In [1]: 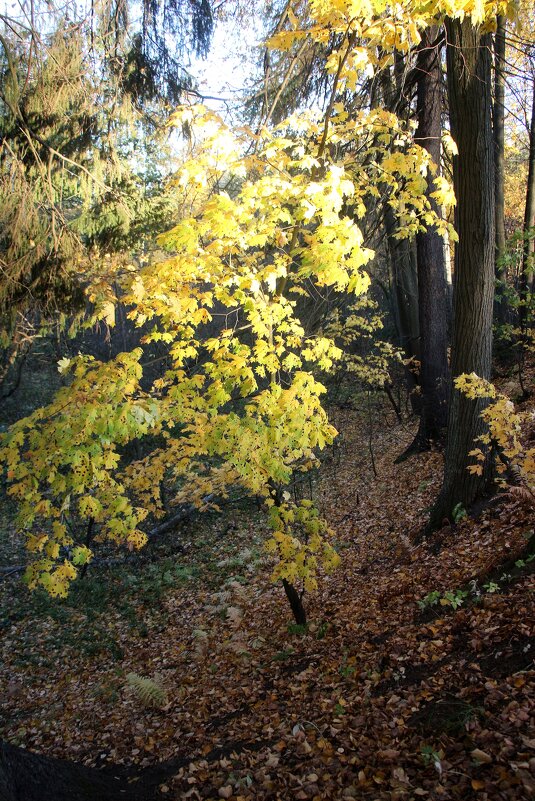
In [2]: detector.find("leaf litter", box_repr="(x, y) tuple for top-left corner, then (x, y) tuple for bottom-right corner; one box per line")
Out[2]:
(1, 395), (534, 800)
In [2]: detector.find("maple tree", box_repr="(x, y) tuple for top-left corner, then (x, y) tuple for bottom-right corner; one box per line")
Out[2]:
(0, 0), (523, 618)
(1, 97), (450, 617)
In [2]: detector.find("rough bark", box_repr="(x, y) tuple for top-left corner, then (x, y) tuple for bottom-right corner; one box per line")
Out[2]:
(519, 77), (535, 331)
(0, 740), (152, 801)
(377, 52), (419, 360)
(385, 206), (421, 362)
(384, 207), (422, 414)
(429, 18), (495, 528)
(378, 52), (419, 361)
(413, 26), (450, 447)
(378, 53), (421, 413)
(0, 736), (271, 801)
(494, 15), (509, 324)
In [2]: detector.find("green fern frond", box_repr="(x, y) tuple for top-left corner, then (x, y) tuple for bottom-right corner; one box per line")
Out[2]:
(126, 672), (168, 708)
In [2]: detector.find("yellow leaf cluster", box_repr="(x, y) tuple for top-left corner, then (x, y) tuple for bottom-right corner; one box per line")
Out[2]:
(456, 373), (534, 492)
(270, 1), (517, 101)
(0, 348), (159, 591)
(266, 501), (341, 592)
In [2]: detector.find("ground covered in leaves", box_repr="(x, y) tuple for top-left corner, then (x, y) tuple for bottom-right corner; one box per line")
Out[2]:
(1, 387), (534, 800)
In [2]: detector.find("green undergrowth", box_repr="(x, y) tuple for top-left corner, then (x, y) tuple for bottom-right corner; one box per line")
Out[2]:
(417, 527), (535, 621)
(0, 495), (268, 664)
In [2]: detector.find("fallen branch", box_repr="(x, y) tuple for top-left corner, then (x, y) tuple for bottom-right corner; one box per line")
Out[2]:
(0, 494), (218, 580)
(146, 493), (216, 539)
(0, 565), (24, 578)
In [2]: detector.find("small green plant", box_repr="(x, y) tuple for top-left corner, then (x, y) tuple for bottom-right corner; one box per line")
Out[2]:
(420, 744), (443, 774)
(126, 672), (168, 708)
(91, 679), (121, 703)
(338, 652), (356, 678)
(316, 621), (330, 639)
(235, 775), (253, 790)
(419, 588), (468, 611)
(417, 591), (441, 610)
(442, 589), (468, 609)
(452, 502), (467, 523)
(483, 581), (500, 593)
(287, 622), (309, 637)
(515, 553), (535, 568)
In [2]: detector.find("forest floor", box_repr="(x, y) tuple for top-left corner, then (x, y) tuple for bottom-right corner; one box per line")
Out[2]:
(1, 370), (534, 800)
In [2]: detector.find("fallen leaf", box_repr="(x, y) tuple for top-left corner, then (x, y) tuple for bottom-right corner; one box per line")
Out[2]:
(471, 749), (492, 764)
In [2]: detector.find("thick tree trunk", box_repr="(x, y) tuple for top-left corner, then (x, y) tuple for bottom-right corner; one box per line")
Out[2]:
(413, 26), (450, 447)
(378, 54), (421, 414)
(384, 208), (422, 414)
(494, 15), (509, 324)
(386, 214), (421, 362)
(519, 78), (535, 331)
(430, 19), (496, 528)
(0, 740), (151, 801)
(379, 56), (421, 363)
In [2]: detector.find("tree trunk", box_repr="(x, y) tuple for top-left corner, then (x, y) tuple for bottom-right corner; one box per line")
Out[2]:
(386, 211), (421, 362)
(519, 77), (535, 331)
(0, 740), (151, 801)
(494, 15), (509, 325)
(377, 52), (420, 364)
(413, 26), (450, 447)
(429, 18), (496, 528)
(377, 54), (422, 414)
(384, 208), (422, 414)
(282, 579), (307, 625)
(443, 225), (453, 324)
